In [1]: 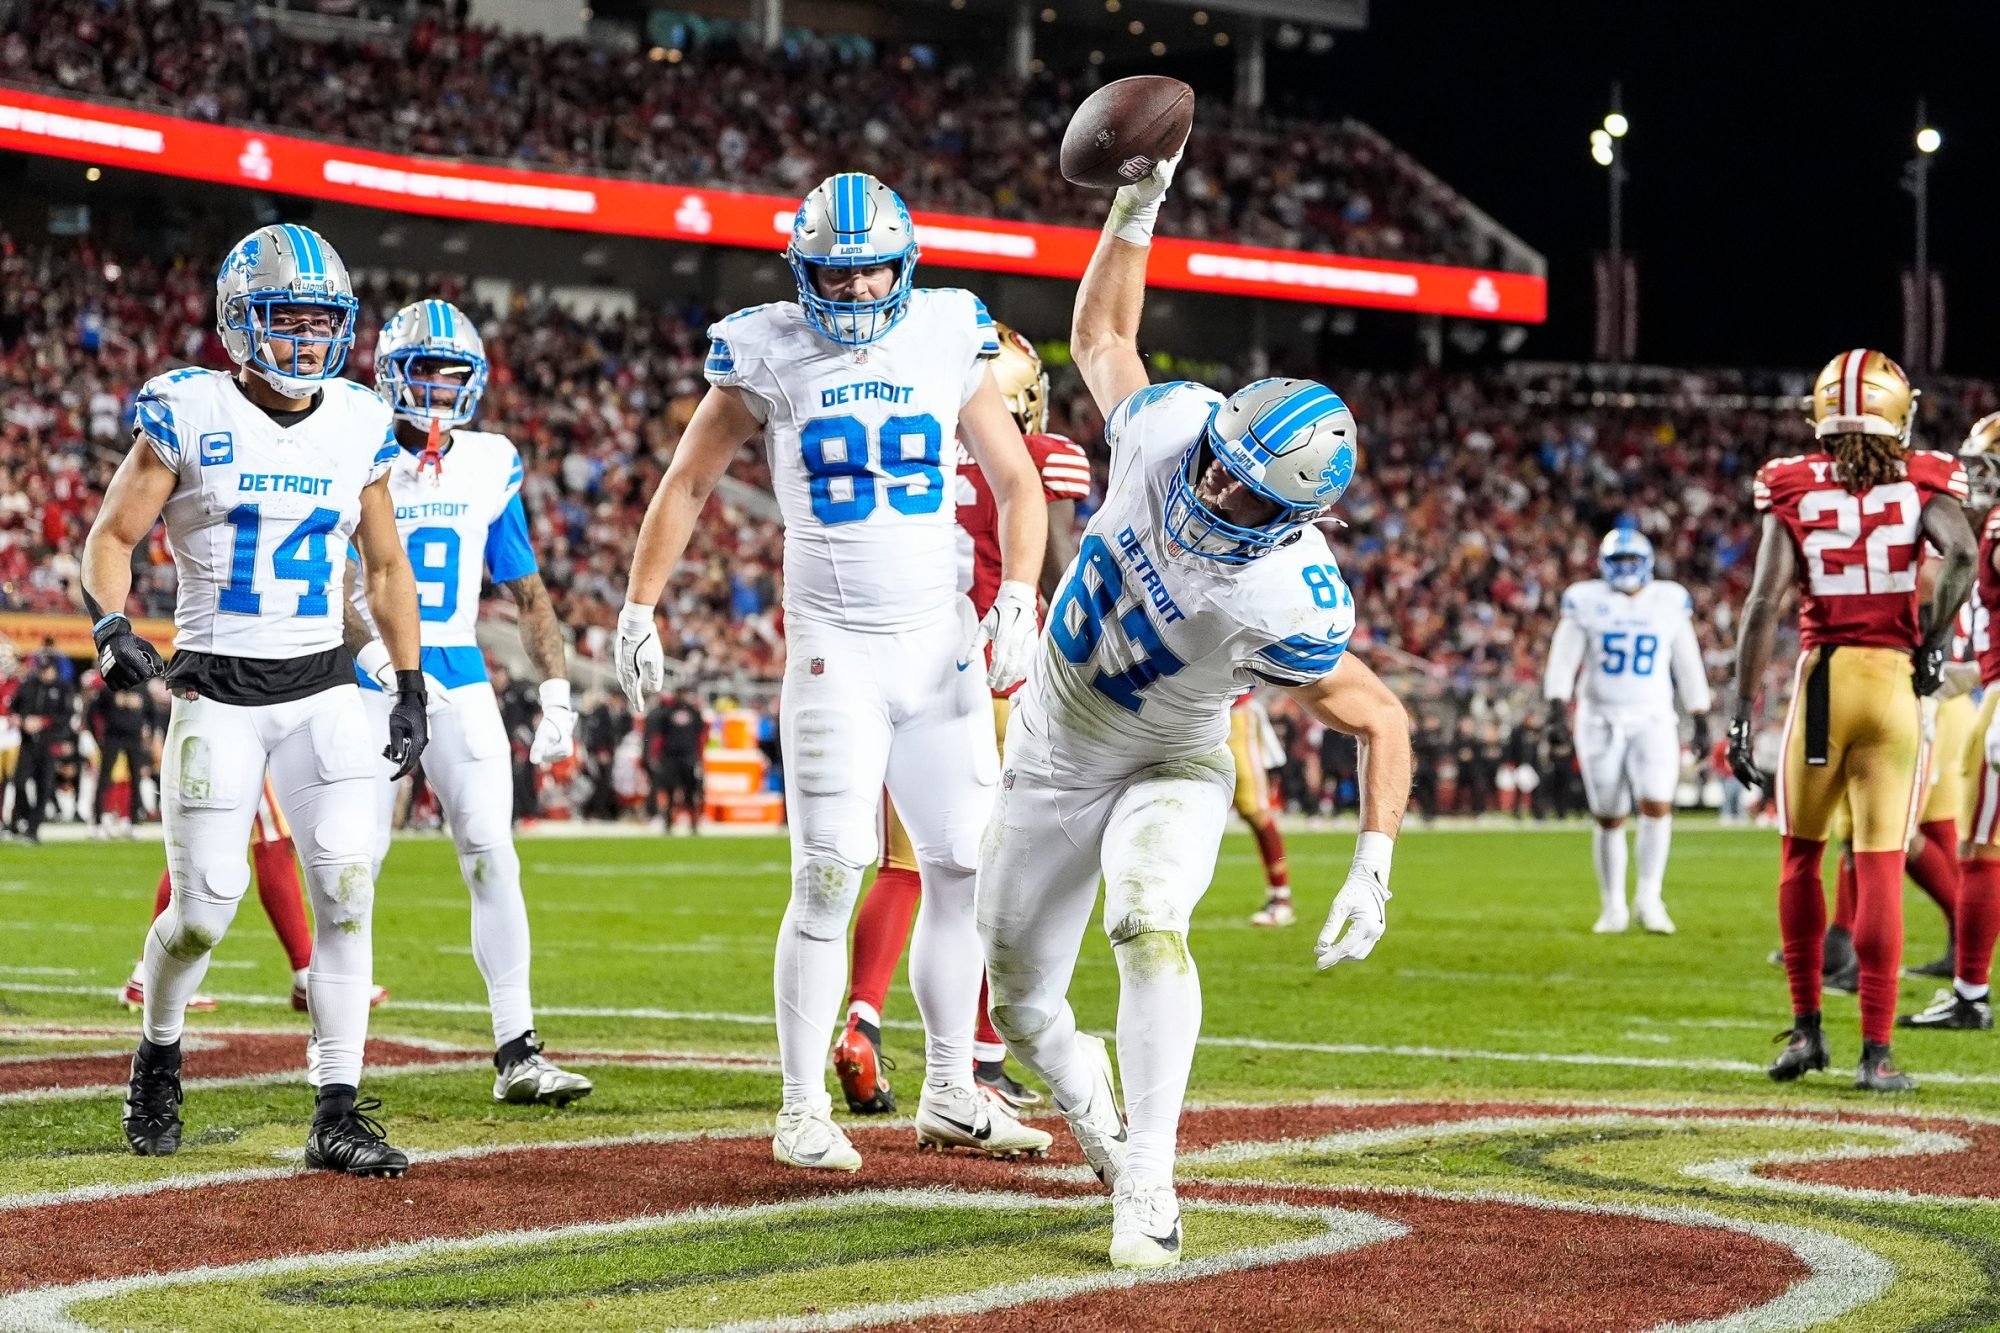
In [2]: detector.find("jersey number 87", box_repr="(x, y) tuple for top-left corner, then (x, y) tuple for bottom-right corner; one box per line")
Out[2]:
(1050, 534), (1185, 712)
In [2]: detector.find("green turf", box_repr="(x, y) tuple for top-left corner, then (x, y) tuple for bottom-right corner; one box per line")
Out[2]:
(7, 826), (2000, 1330)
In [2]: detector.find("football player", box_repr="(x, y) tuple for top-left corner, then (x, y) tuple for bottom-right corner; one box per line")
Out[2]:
(343, 298), (591, 1105)
(1729, 348), (1975, 1090)
(833, 321), (1085, 1116)
(1236, 692), (1296, 925)
(1543, 528), (1711, 933)
(1902, 411), (2000, 1030)
(82, 224), (428, 1173)
(617, 174), (1051, 1170)
(979, 149), (1411, 1268)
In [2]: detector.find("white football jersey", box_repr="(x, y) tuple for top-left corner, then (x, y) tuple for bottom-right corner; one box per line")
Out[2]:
(1020, 381), (1356, 780)
(377, 429), (529, 648)
(1543, 578), (1710, 720)
(134, 368), (396, 658)
(703, 289), (999, 633)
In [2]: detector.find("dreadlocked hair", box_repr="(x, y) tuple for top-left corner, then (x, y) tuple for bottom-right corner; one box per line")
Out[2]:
(1825, 432), (1907, 494)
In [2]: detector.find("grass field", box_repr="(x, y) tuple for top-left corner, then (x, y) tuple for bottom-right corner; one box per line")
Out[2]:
(4, 824), (2000, 1330)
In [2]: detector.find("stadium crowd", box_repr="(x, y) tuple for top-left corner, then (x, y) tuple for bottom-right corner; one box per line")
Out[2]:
(8, 237), (1999, 826)
(1, 0), (1502, 268)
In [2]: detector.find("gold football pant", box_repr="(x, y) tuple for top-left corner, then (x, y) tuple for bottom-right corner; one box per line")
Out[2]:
(1778, 646), (1923, 854)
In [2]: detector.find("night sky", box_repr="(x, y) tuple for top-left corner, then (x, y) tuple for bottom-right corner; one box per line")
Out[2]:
(1273, 0), (2000, 373)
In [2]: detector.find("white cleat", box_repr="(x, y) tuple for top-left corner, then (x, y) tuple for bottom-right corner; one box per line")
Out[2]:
(915, 1082), (1051, 1159)
(495, 1051), (594, 1107)
(1248, 896), (1296, 927)
(1109, 1174), (1182, 1269)
(1635, 900), (1676, 935)
(774, 1101), (863, 1172)
(1593, 906), (1629, 934)
(1060, 1032), (1128, 1190)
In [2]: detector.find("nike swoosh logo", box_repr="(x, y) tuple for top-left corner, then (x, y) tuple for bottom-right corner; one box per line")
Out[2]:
(1111, 1122), (1129, 1144)
(956, 660), (972, 672)
(934, 1112), (992, 1141)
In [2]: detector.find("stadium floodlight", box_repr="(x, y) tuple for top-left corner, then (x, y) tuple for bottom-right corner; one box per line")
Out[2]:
(1917, 126), (1942, 154)
(1590, 130), (1614, 167)
(1604, 112), (1629, 138)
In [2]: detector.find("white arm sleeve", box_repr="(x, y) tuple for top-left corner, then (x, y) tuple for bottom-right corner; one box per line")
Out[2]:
(1672, 616), (1713, 713)
(1543, 617), (1586, 702)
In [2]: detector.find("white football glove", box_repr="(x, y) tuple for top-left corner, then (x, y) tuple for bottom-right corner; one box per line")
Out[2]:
(976, 580), (1038, 692)
(1107, 146), (1185, 247)
(1317, 832), (1393, 971)
(616, 601), (665, 713)
(530, 678), (576, 763)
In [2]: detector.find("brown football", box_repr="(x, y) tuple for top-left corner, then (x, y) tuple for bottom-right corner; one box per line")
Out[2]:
(1059, 75), (1195, 190)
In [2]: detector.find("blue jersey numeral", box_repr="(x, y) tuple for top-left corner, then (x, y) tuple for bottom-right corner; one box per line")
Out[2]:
(407, 527), (462, 623)
(218, 504), (340, 617)
(800, 413), (944, 525)
(1050, 534), (1185, 712)
(1601, 631), (1659, 676)
(1302, 564), (1347, 609)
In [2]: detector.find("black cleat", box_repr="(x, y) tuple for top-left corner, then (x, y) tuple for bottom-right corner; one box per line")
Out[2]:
(1899, 988), (1995, 1031)
(1856, 1041), (1917, 1092)
(975, 1058), (1044, 1110)
(1823, 957), (1860, 995)
(1768, 1013), (1830, 1082)
(1822, 924), (1856, 978)
(122, 1040), (183, 1156)
(305, 1097), (409, 1177)
(1904, 933), (1956, 979)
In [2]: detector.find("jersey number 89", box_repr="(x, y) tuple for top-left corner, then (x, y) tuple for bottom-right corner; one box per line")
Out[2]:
(800, 413), (943, 525)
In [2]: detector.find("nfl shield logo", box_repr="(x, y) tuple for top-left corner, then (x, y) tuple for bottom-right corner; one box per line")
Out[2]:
(810, 657), (825, 676)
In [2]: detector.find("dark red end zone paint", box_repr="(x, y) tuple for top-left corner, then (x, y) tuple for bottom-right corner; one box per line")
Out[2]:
(0, 1102), (1812, 1329)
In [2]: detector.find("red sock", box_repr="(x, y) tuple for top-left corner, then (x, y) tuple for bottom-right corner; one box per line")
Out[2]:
(1833, 851), (1857, 932)
(1852, 849), (1907, 1045)
(1907, 819), (1960, 926)
(848, 866), (921, 1019)
(975, 975), (1003, 1049)
(151, 869), (172, 921)
(252, 837), (314, 973)
(1778, 837), (1827, 1017)
(1957, 858), (2000, 987)
(1252, 816), (1290, 892)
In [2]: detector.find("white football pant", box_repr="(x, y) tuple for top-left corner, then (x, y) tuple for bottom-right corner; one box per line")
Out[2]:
(777, 603), (996, 1109)
(1574, 708), (1680, 817)
(978, 709), (1234, 1184)
(364, 680), (534, 1048)
(141, 685), (379, 1086)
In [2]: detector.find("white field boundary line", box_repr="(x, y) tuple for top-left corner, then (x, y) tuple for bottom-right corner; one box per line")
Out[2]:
(12, 982), (2000, 1086)
(0, 1188), (1391, 1333)
(0, 1179), (1884, 1333)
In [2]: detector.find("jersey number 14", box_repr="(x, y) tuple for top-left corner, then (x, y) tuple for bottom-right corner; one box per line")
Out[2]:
(218, 504), (340, 617)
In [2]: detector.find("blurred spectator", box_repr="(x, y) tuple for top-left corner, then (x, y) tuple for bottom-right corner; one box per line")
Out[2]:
(643, 688), (706, 832)
(8, 649), (74, 841)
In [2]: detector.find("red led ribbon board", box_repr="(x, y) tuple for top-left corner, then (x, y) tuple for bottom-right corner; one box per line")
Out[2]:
(0, 86), (1545, 322)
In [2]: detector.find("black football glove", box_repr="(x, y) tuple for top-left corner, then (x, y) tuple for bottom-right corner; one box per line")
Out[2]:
(1914, 642), (1948, 698)
(92, 615), (164, 691)
(1726, 711), (1766, 789)
(384, 669), (429, 780)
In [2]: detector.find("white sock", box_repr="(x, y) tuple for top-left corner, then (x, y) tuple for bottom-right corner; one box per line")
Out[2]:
(909, 861), (980, 1091)
(139, 907), (219, 1046)
(1113, 930), (1202, 1184)
(848, 999), (881, 1028)
(974, 1039), (1008, 1064)
(461, 842), (534, 1046)
(774, 860), (862, 1109)
(305, 863), (376, 1089)
(1957, 979), (1992, 1001)
(1593, 825), (1629, 917)
(292, 966), (309, 991)
(1634, 814), (1672, 907)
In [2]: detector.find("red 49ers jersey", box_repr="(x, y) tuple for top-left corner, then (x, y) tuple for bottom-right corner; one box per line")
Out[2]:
(1970, 509), (2000, 685)
(956, 432), (1092, 617)
(1753, 449), (1968, 650)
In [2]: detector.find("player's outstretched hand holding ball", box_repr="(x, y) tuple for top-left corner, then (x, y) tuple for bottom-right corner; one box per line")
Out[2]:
(616, 601), (666, 713)
(92, 615), (164, 691)
(1060, 74), (1194, 246)
(1317, 832), (1393, 970)
(976, 580), (1038, 692)
(384, 670), (429, 780)
(530, 679), (577, 763)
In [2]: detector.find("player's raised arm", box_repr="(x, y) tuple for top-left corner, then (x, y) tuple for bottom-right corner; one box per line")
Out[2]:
(959, 366), (1047, 690)
(616, 383), (762, 709)
(1284, 653), (1412, 970)
(354, 474), (429, 779)
(1071, 151), (1183, 418)
(81, 440), (177, 688)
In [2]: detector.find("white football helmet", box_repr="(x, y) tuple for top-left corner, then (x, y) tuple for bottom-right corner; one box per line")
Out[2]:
(785, 172), (920, 346)
(375, 299), (489, 428)
(1164, 378), (1358, 563)
(1599, 528), (1653, 592)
